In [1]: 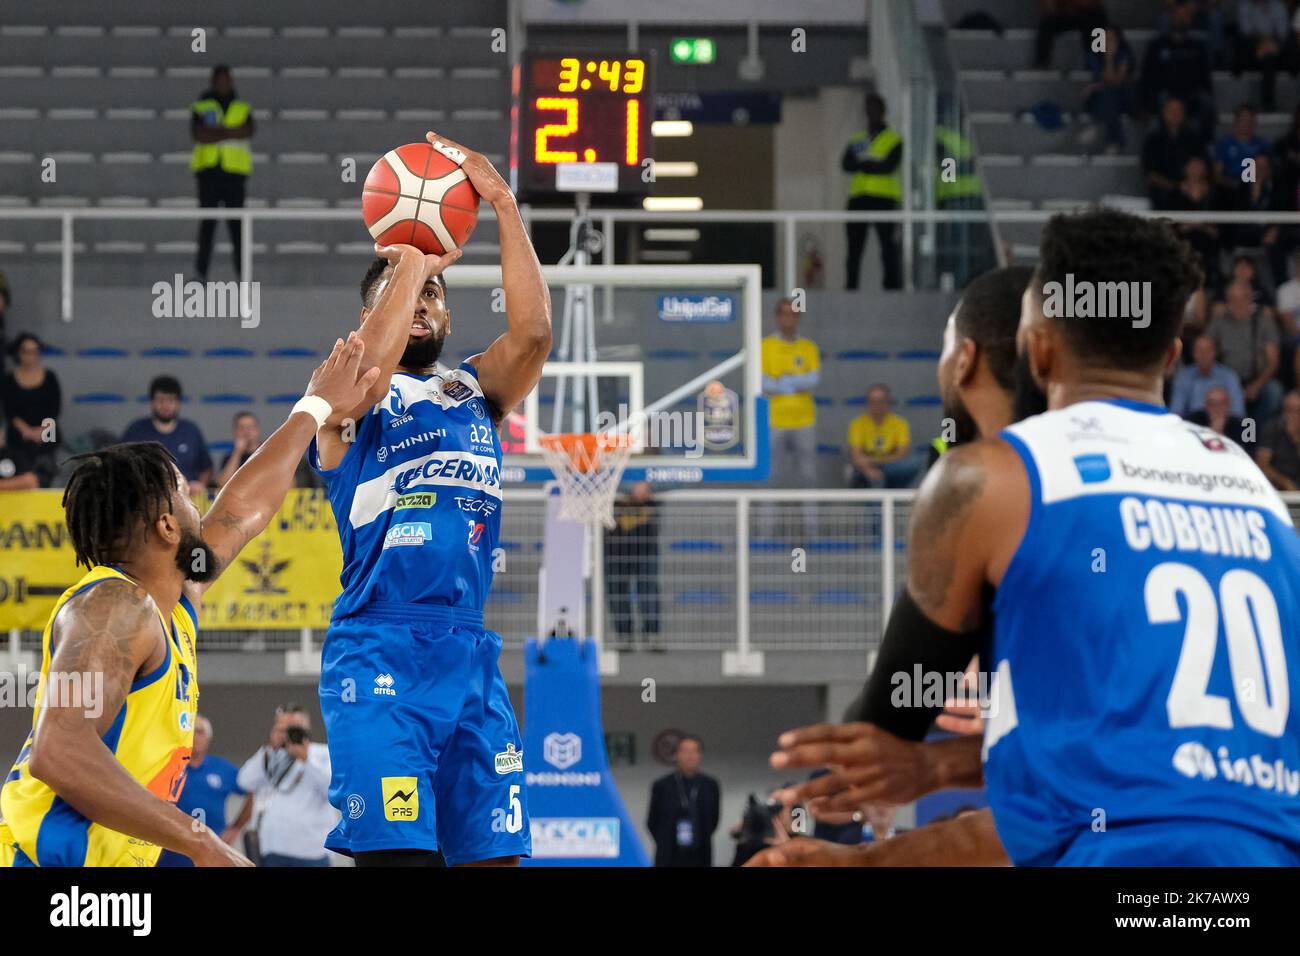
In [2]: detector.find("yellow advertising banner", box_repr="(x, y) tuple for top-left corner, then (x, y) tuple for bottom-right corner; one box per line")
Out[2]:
(0, 489), (342, 631)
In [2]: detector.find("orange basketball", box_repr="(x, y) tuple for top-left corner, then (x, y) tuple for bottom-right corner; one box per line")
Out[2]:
(361, 141), (480, 255)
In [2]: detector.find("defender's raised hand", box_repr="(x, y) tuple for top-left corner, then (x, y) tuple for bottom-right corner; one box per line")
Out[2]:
(304, 332), (382, 426)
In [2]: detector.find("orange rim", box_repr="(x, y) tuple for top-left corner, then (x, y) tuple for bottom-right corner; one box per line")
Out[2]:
(539, 432), (633, 474)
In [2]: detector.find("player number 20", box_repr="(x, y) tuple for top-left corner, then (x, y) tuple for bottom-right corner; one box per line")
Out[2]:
(1145, 563), (1289, 737)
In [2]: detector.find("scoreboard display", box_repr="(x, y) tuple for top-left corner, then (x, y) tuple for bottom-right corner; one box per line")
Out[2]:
(513, 49), (656, 201)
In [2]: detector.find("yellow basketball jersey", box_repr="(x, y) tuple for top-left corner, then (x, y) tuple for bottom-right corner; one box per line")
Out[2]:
(0, 566), (199, 867)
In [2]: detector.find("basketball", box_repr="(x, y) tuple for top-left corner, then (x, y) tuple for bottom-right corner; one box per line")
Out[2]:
(361, 141), (481, 256)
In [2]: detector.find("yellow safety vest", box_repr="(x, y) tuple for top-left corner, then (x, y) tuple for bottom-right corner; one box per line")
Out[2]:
(847, 127), (903, 201)
(934, 127), (982, 203)
(190, 98), (252, 175)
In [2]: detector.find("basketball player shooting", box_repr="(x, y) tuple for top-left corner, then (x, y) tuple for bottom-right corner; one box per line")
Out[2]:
(0, 336), (380, 867)
(757, 211), (1300, 866)
(312, 133), (551, 867)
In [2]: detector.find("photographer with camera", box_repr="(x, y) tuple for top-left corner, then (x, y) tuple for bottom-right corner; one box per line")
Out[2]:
(236, 704), (337, 867)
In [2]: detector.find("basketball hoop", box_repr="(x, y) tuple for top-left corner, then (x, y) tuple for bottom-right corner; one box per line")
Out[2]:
(538, 432), (635, 528)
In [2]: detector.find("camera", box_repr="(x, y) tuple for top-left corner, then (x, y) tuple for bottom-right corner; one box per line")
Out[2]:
(285, 726), (308, 746)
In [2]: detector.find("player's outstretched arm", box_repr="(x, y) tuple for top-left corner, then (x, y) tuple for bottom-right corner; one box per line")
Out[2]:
(192, 334), (379, 598)
(769, 726), (985, 810)
(425, 132), (553, 419)
(27, 579), (250, 866)
(744, 808), (1010, 867)
(355, 241), (463, 417)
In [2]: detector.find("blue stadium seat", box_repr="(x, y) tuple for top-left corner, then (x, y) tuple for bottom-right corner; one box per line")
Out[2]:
(814, 589), (867, 605)
(77, 347), (129, 357)
(669, 540), (726, 552)
(674, 590), (729, 605)
(72, 392), (127, 403)
(205, 347), (255, 358)
(895, 349), (941, 361)
(750, 590), (796, 604)
(835, 349), (890, 361)
(202, 393), (256, 404)
(139, 347), (191, 358)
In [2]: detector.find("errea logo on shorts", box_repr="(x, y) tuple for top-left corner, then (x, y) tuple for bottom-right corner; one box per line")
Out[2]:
(383, 522), (431, 549)
(382, 776), (419, 821)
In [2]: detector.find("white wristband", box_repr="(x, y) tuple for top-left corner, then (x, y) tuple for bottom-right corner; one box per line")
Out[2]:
(291, 395), (333, 429)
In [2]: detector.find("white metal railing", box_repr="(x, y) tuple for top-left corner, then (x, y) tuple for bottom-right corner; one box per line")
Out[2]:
(10, 489), (1300, 668)
(4, 205), (1300, 319)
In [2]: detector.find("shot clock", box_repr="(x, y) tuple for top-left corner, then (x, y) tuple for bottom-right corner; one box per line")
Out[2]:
(513, 49), (656, 201)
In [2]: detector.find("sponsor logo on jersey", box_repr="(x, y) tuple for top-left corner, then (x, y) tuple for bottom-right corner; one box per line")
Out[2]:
(468, 398), (487, 420)
(382, 776), (419, 821)
(543, 732), (582, 770)
(390, 456), (501, 496)
(1171, 742), (1300, 797)
(455, 495), (497, 516)
(383, 522), (431, 549)
(388, 386), (407, 416)
(442, 379), (474, 401)
(467, 520), (485, 553)
(373, 673), (396, 696)
(530, 817), (620, 858)
(394, 492), (436, 510)
(347, 794), (366, 819)
(495, 743), (524, 774)
(388, 429), (446, 455)
(377, 445), (388, 463)
(1073, 453), (1112, 484)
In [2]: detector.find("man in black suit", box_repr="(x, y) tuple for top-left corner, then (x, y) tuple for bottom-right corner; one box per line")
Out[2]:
(646, 735), (720, 867)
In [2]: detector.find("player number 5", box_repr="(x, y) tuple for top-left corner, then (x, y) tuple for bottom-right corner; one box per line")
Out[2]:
(1145, 563), (1289, 737)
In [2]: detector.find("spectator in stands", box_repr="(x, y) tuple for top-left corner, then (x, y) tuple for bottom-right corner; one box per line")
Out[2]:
(1214, 104), (1271, 203)
(157, 715), (253, 867)
(647, 735), (720, 868)
(2, 332), (61, 487)
(1231, 154), (1297, 281)
(1276, 107), (1300, 211)
(1189, 385), (1250, 444)
(846, 384), (917, 488)
(1033, 0), (1109, 69)
(1143, 96), (1210, 209)
(842, 93), (903, 290)
(604, 481), (661, 651)
(1274, 249), (1300, 360)
(1234, 0), (1290, 110)
(760, 299), (820, 535)
(1257, 389), (1300, 487)
(191, 65), (254, 280)
(1081, 25), (1137, 152)
(214, 409), (319, 489)
(1207, 279), (1283, 421)
(122, 375), (213, 493)
(237, 704), (335, 867)
(1169, 155), (1223, 287)
(1170, 333), (1247, 417)
(0, 439), (38, 490)
(1141, 0), (1216, 140)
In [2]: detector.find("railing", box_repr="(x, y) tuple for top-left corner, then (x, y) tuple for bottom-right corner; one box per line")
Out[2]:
(3, 205), (1300, 318)
(12, 489), (1300, 664)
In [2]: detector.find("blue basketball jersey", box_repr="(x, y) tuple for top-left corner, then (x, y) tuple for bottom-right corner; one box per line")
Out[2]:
(986, 398), (1300, 865)
(311, 363), (502, 619)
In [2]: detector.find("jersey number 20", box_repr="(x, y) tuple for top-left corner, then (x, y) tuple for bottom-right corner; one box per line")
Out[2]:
(1145, 562), (1289, 737)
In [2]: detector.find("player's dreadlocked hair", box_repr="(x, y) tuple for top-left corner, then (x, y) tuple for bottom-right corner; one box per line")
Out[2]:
(1033, 209), (1203, 370)
(359, 256), (445, 309)
(62, 442), (178, 570)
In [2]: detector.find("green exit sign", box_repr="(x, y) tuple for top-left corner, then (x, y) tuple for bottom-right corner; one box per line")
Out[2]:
(670, 37), (716, 65)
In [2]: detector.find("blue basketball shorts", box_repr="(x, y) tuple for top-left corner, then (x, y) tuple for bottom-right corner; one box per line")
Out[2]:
(318, 602), (530, 865)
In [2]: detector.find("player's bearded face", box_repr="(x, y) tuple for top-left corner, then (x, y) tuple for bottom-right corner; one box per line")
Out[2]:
(173, 526), (217, 583)
(400, 326), (446, 369)
(1012, 351), (1049, 421)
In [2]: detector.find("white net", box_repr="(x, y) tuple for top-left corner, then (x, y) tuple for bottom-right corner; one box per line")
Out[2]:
(538, 433), (635, 528)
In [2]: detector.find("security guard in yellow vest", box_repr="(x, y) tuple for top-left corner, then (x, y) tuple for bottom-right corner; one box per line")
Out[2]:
(190, 65), (254, 279)
(842, 93), (903, 290)
(934, 122), (993, 285)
